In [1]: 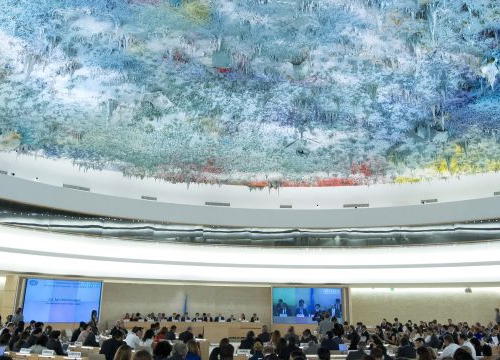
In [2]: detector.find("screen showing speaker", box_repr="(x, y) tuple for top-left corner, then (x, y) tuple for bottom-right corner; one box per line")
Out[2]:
(23, 278), (102, 323)
(272, 287), (342, 324)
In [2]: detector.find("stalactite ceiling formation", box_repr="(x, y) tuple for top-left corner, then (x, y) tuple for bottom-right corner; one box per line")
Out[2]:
(0, 0), (499, 188)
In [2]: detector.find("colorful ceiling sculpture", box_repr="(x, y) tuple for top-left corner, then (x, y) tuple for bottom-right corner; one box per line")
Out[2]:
(0, 0), (499, 188)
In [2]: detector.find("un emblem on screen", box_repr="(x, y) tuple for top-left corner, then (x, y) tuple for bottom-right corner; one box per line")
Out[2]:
(29, 279), (38, 286)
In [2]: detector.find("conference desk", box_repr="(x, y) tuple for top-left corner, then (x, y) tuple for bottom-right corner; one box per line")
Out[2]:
(123, 321), (263, 343)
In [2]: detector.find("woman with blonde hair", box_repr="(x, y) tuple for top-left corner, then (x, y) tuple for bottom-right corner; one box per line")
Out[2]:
(114, 345), (132, 360)
(186, 340), (201, 360)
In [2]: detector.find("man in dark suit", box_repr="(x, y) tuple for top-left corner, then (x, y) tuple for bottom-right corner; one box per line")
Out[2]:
(322, 330), (344, 351)
(178, 327), (194, 343)
(257, 325), (270, 343)
(397, 336), (416, 359)
(181, 313), (190, 322)
(166, 325), (177, 341)
(214, 314), (225, 322)
(99, 329), (126, 360)
(346, 341), (367, 360)
(239, 331), (255, 350)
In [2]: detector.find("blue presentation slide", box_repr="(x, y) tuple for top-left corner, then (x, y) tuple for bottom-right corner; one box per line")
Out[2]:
(272, 287), (342, 324)
(23, 278), (102, 323)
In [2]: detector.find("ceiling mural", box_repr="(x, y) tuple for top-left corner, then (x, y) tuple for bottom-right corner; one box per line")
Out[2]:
(0, 0), (499, 188)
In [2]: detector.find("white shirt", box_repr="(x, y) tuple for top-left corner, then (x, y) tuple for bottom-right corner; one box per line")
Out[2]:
(462, 341), (476, 359)
(125, 332), (141, 349)
(139, 339), (153, 354)
(438, 343), (460, 360)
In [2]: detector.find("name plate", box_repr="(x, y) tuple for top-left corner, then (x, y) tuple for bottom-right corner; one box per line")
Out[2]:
(42, 350), (55, 356)
(20, 348), (31, 354)
(68, 352), (82, 359)
(123, 319), (130, 322)
(296, 314), (305, 317)
(74, 342), (83, 347)
(279, 314), (288, 317)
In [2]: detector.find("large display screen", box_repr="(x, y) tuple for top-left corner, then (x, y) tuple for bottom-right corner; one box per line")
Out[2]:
(272, 287), (343, 324)
(23, 278), (102, 323)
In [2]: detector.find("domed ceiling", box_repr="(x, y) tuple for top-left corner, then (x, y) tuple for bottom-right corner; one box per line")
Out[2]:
(0, 0), (499, 188)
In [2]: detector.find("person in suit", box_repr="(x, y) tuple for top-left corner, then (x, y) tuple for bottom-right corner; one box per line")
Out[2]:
(257, 325), (270, 343)
(321, 331), (341, 351)
(181, 313), (190, 322)
(166, 325), (177, 341)
(346, 341), (367, 360)
(214, 314), (225, 322)
(295, 299), (309, 317)
(99, 329), (126, 360)
(239, 331), (255, 350)
(83, 327), (99, 347)
(178, 327), (194, 343)
(26, 327), (43, 347)
(250, 314), (259, 322)
(397, 335), (416, 359)
(71, 322), (86, 343)
(167, 313), (177, 322)
(202, 313), (212, 322)
(300, 329), (317, 344)
(46, 330), (67, 356)
(312, 304), (323, 323)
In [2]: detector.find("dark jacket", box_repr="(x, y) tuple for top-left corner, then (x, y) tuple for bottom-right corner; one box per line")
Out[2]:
(346, 350), (366, 360)
(99, 338), (126, 360)
(71, 328), (82, 343)
(47, 338), (67, 356)
(257, 332), (270, 343)
(397, 344), (416, 359)
(84, 332), (99, 347)
(239, 338), (255, 350)
(178, 331), (193, 343)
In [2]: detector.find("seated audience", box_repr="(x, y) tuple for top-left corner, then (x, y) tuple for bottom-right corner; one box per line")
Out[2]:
(300, 329), (317, 344)
(125, 327), (143, 349)
(140, 329), (155, 354)
(179, 327), (194, 343)
(155, 327), (168, 342)
(304, 340), (320, 355)
(240, 331), (255, 350)
(112, 320), (128, 337)
(210, 338), (230, 360)
(71, 322), (87, 343)
(452, 348), (474, 360)
(417, 347), (433, 360)
(30, 334), (49, 354)
(249, 342), (264, 360)
(166, 326), (177, 341)
(438, 335), (460, 360)
(26, 328), (43, 347)
(257, 325), (270, 343)
(100, 329), (127, 360)
(284, 327), (300, 344)
(321, 331), (340, 351)
(346, 341), (367, 360)
(154, 341), (173, 360)
(219, 344), (235, 360)
(168, 343), (188, 360)
(458, 334), (476, 359)
(397, 335), (416, 359)
(134, 350), (153, 360)
(46, 330), (67, 356)
(84, 328), (100, 347)
(11, 330), (30, 352)
(186, 340), (201, 360)
(114, 345), (132, 360)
